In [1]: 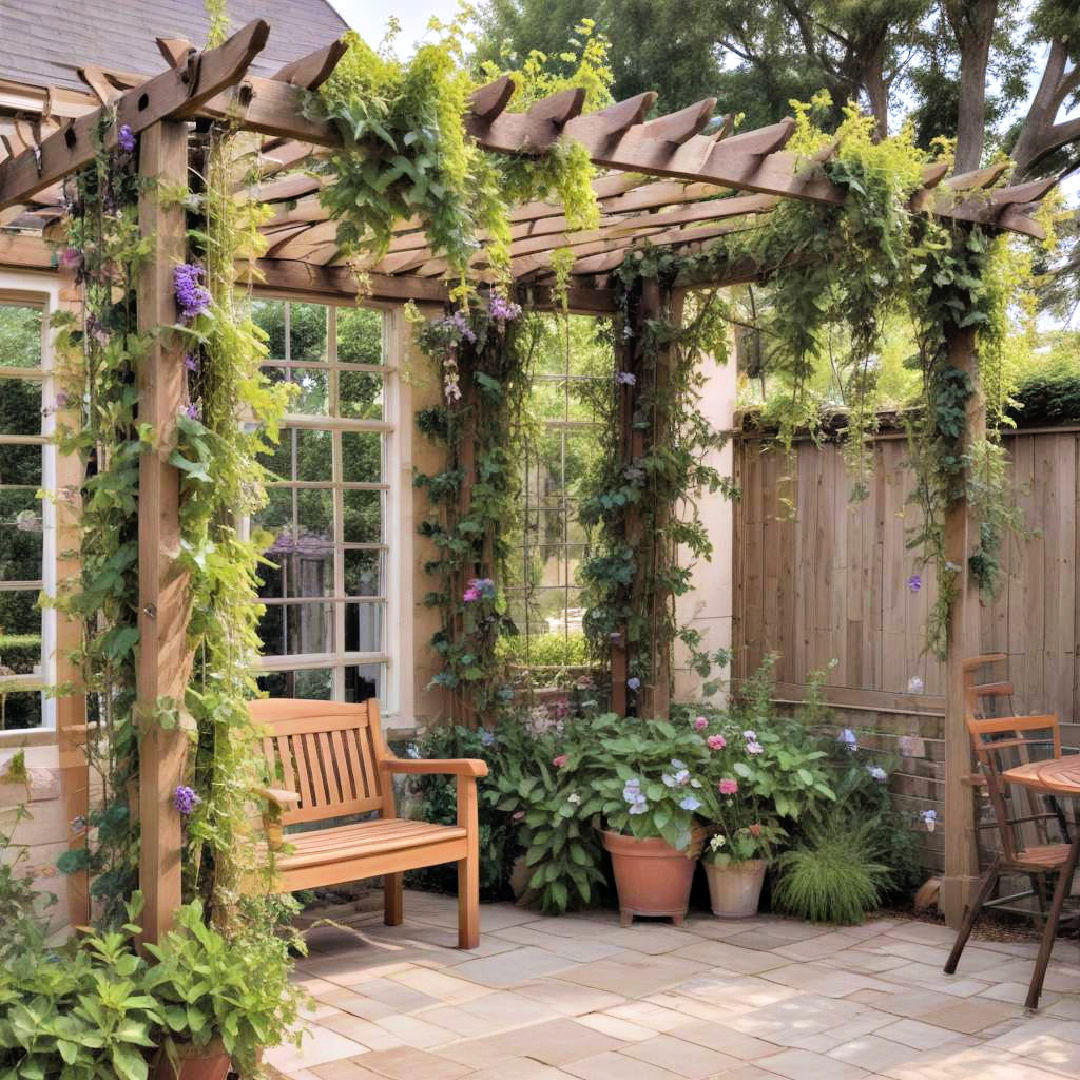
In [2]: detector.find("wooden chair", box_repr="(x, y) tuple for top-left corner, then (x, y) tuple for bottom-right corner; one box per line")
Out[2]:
(945, 696), (1072, 975)
(248, 698), (488, 948)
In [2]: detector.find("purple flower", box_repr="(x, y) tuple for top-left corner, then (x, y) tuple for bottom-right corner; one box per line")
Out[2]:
(54, 391), (71, 409)
(627, 677), (641, 691)
(616, 371), (636, 386)
(679, 795), (702, 812)
(867, 766), (887, 782)
(173, 785), (200, 815)
(488, 294), (522, 323)
(907, 574), (922, 593)
(117, 124), (136, 153)
(59, 247), (82, 269)
(184, 352), (199, 373)
(463, 577), (495, 603)
(183, 403), (199, 420)
(449, 309), (477, 344)
(921, 809), (938, 832)
(174, 264), (211, 321)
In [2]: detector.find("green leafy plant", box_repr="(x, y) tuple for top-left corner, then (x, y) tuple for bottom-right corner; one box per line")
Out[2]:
(772, 818), (892, 925)
(143, 898), (307, 1078)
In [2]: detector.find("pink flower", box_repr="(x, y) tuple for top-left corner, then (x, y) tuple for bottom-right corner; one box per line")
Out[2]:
(553, 754), (568, 768)
(707, 734), (727, 751)
(694, 716), (708, 731)
(718, 778), (738, 795)
(748, 823), (762, 837)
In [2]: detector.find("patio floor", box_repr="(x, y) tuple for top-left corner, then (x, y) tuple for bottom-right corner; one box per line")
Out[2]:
(267, 890), (1080, 1080)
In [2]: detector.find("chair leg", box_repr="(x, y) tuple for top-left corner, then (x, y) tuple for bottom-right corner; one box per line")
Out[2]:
(944, 858), (1000, 974)
(458, 856), (479, 949)
(384, 872), (403, 927)
(1026, 839), (1080, 1011)
(1029, 873), (1047, 933)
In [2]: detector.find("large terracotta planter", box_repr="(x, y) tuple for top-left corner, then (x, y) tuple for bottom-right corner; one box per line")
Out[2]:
(602, 828), (704, 927)
(153, 1040), (231, 1080)
(704, 859), (766, 919)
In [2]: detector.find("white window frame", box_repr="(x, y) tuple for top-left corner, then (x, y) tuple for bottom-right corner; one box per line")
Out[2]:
(250, 295), (410, 722)
(0, 272), (61, 736)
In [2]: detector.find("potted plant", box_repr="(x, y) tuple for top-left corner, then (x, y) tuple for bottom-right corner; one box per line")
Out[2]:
(698, 707), (834, 918)
(143, 899), (306, 1079)
(587, 715), (715, 926)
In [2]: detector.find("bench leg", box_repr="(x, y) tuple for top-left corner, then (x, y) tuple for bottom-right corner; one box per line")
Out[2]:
(458, 856), (479, 949)
(384, 873), (403, 927)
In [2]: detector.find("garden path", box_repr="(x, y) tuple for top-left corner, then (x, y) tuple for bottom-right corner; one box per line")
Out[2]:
(265, 890), (1080, 1080)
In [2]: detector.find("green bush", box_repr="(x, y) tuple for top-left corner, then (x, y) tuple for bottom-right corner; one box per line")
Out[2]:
(772, 818), (892, 924)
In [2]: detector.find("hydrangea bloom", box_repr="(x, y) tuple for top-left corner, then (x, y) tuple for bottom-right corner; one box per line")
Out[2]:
(117, 124), (136, 153)
(717, 778), (738, 796)
(173, 785), (199, 815)
(661, 759), (691, 787)
(174, 264), (211, 321)
(627, 677), (641, 691)
(679, 795), (702, 812)
(622, 776), (649, 814)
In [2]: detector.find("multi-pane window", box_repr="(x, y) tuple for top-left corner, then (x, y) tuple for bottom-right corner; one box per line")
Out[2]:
(0, 301), (49, 729)
(506, 316), (611, 684)
(251, 300), (392, 705)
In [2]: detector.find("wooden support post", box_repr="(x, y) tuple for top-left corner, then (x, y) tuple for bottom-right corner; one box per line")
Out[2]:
(54, 266), (90, 928)
(941, 325), (984, 929)
(136, 120), (194, 944)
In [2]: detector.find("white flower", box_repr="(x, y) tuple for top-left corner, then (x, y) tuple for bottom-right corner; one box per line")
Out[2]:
(709, 833), (727, 851)
(566, 792), (581, 805)
(907, 675), (925, 694)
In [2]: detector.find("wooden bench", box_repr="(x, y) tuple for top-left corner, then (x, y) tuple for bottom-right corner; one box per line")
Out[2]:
(249, 698), (488, 948)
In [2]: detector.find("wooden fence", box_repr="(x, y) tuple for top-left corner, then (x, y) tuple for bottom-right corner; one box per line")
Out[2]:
(734, 424), (1080, 726)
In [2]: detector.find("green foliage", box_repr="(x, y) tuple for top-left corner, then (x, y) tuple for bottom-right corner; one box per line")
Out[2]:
(772, 818), (892, 924)
(311, 19), (608, 290)
(579, 277), (733, 696)
(143, 899), (307, 1078)
(0, 808), (52, 961)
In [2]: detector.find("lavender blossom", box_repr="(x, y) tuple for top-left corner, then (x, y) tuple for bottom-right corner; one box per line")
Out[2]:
(173, 264), (211, 321)
(488, 294), (522, 323)
(173, 785), (200, 815)
(184, 352), (199, 373)
(117, 124), (136, 154)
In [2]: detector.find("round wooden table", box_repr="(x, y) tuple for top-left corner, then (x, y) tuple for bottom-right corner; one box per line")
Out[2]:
(1001, 756), (1080, 1009)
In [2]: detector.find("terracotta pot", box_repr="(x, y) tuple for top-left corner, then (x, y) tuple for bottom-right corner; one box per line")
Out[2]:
(704, 859), (766, 919)
(602, 828), (704, 927)
(153, 1040), (231, 1080)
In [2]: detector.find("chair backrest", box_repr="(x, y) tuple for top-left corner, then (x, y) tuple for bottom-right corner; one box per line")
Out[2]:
(961, 654), (1014, 719)
(966, 711), (1063, 861)
(249, 698), (393, 826)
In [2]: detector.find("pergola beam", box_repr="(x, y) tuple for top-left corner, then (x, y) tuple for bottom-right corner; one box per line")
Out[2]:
(0, 19), (270, 210)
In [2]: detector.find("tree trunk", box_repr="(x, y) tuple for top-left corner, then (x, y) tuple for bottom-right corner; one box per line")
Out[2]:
(949, 0), (998, 173)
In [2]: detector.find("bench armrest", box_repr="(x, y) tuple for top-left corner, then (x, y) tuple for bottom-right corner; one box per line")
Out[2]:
(253, 786), (302, 808)
(381, 757), (488, 779)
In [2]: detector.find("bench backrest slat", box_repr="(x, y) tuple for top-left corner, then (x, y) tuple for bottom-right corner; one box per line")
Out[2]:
(249, 698), (389, 825)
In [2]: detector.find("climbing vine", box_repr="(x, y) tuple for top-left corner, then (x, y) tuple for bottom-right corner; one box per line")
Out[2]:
(408, 295), (534, 723)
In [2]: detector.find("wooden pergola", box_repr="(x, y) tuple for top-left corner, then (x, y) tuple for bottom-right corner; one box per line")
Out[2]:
(0, 18), (1058, 939)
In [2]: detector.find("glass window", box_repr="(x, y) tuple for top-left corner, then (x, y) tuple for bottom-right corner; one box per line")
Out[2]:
(505, 316), (611, 693)
(252, 301), (391, 706)
(0, 302), (47, 730)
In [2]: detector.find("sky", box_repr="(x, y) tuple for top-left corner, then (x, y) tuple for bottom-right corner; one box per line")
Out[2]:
(329, 0), (463, 55)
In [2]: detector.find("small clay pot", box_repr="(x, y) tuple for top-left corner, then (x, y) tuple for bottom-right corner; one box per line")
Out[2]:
(704, 859), (767, 919)
(153, 1040), (231, 1080)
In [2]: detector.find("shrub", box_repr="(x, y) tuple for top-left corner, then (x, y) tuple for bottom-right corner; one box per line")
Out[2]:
(772, 818), (892, 924)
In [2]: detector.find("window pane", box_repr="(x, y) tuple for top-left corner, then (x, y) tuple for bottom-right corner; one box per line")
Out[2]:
(342, 431), (382, 482)
(0, 491), (42, 580)
(252, 486), (292, 531)
(345, 602), (383, 653)
(344, 663), (383, 703)
(297, 488), (333, 537)
(0, 690), (42, 731)
(0, 305), (42, 368)
(337, 307), (383, 364)
(261, 530), (333, 600)
(252, 300), (286, 359)
(339, 370), (383, 420)
(344, 550), (382, 597)
(0, 593), (41, 656)
(343, 489), (382, 543)
(289, 368), (329, 415)
(258, 601), (333, 657)
(0, 443), (40, 486)
(296, 429), (332, 482)
(256, 668), (332, 700)
(0, 380), (42, 436)
(290, 303), (327, 362)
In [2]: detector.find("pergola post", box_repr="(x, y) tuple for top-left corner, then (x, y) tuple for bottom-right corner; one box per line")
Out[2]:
(135, 119), (195, 943)
(940, 324), (984, 928)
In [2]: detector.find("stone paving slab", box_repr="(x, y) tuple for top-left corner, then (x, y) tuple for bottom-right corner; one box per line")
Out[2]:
(265, 891), (1080, 1080)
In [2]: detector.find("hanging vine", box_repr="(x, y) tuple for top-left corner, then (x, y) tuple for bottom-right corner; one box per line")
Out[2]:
(50, 115), (148, 921)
